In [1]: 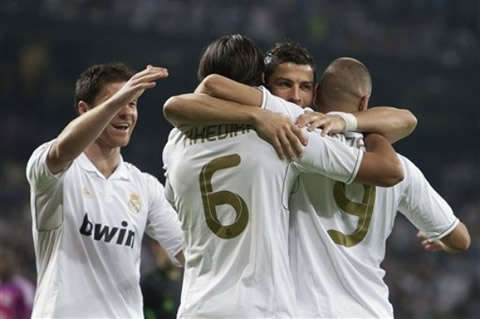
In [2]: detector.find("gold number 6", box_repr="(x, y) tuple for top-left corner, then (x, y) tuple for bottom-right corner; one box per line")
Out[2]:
(199, 154), (249, 239)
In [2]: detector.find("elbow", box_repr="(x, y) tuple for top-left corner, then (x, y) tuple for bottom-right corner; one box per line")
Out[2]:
(201, 74), (223, 96)
(163, 96), (182, 126)
(443, 222), (471, 253)
(457, 237), (471, 252)
(381, 161), (404, 187)
(404, 110), (418, 134)
(453, 225), (471, 252)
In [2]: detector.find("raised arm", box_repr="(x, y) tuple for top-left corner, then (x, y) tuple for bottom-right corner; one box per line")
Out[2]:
(47, 66), (168, 174)
(163, 93), (262, 128)
(195, 74), (263, 106)
(296, 107), (417, 143)
(164, 93), (307, 161)
(354, 107), (417, 143)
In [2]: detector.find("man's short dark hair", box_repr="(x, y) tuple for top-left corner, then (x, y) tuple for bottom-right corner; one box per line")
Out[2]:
(264, 41), (316, 84)
(197, 34), (264, 86)
(74, 62), (135, 111)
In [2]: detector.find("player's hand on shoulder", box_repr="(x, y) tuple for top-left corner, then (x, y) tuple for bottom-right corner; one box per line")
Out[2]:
(254, 109), (307, 161)
(296, 111), (346, 136)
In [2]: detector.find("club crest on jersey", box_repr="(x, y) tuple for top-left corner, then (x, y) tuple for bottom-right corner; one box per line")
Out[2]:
(82, 187), (91, 198)
(128, 193), (142, 214)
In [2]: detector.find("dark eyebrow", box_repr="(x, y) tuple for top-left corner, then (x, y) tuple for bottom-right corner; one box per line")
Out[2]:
(274, 77), (293, 82)
(300, 81), (314, 86)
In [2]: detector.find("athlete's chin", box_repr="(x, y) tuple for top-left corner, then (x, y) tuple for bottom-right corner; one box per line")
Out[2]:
(109, 136), (131, 148)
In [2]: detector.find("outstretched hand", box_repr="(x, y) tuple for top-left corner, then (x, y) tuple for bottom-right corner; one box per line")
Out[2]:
(296, 111), (346, 136)
(254, 109), (308, 161)
(109, 65), (168, 107)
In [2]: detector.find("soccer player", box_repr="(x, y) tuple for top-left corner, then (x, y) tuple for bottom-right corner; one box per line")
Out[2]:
(26, 63), (184, 318)
(162, 34), (403, 318)
(288, 57), (471, 318)
(0, 245), (35, 319)
(264, 41), (417, 143)
(164, 39), (470, 317)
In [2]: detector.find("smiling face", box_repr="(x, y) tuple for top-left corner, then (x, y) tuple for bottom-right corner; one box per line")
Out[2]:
(92, 82), (138, 149)
(265, 62), (315, 108)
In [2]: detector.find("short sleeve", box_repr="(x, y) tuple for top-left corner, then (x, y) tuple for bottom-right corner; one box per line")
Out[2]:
(145, 175), (183, 265)
(26, 140), (66, 230)
(294, 130), (363, 184)
(397, 155), (459, 241)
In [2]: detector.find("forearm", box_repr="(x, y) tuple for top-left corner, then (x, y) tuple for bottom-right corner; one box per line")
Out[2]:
(49, 102), (123, 170)
(354, 107), (417, 143)
(196, 74), (263, 106)
(354, 133), (404, 186)
(440, 222), (471, 253)
(163, 93), (261, 127)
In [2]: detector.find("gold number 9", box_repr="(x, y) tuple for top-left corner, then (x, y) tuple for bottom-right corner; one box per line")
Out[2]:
(327, 182), (376, 247)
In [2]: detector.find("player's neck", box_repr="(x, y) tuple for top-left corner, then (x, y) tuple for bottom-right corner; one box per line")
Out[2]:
(84, 144), (121, 179)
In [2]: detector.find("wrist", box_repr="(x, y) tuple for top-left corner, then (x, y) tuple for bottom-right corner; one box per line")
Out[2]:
(247, 107), (263, 126)
(328, 111), (358, 131)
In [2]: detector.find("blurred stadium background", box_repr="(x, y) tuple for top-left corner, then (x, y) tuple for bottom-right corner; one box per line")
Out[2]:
(0, 0), (478, 318)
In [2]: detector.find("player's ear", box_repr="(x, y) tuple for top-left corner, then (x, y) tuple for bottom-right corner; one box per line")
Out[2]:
(77, 101), (90, 115)
(359, 95), (369, 111)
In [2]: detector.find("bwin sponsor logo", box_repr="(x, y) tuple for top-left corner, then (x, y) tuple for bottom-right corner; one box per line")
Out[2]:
(79, 213), (135, 248)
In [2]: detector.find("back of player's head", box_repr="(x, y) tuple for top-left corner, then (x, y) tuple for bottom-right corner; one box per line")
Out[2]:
(316, 57), (371, 111)
(264, 41), (316, 84)
(197, 34), (264, 86)
(74, 62), (135, 112)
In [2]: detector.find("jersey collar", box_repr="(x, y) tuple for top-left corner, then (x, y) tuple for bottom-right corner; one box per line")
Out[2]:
(77, 152), (130, 181)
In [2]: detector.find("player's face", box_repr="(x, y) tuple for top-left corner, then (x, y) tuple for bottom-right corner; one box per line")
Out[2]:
(95, 82), (138, 149)
(266, 62), (315, 108)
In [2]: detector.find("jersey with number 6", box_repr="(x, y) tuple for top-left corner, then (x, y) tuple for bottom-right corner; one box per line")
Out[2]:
(289, 132), (459, 318)
(162, 87), (364, 318)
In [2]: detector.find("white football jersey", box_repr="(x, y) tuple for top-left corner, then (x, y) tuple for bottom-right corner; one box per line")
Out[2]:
(26, 140), (183, 319)
(289, 132), (459, 318)
(162, 87), (364, 318)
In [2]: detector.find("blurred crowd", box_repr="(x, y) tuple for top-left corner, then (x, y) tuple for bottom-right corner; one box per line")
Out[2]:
(1, 0), (478, 68)
(0, 1), (478, 318)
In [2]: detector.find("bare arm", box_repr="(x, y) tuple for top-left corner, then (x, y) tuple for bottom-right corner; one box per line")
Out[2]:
(195, 73), (263, 106)
(354, 107), (417, 143)
(164, 93), (261, 127)
(296, 107), (417, 143)
(164, 93), (307, 161)
(417, 222), (471, 253)
(47, 66), (168, 174)
(354, 133), (404, 187)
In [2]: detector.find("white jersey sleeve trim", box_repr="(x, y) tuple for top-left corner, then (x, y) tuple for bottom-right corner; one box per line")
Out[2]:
(345, 149), (363, 184)
(428, 218), (459, 242)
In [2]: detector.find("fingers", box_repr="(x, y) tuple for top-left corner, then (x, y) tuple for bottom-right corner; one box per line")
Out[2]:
(132, 66), (169, 84)
(295, 114), (310, 127)
(279, 133), (296, 162)
(417, 231), (426, 239)
(271, 137), (285, 161)
(293, 125), (308, 146)
(422, 240), (443, 252)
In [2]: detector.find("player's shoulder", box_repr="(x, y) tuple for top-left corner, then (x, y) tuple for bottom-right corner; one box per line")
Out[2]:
(123, 162), (162, 186)
(263, 88), (303, 120)
(396, 153), (420, 173)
